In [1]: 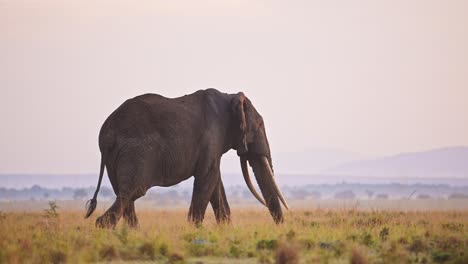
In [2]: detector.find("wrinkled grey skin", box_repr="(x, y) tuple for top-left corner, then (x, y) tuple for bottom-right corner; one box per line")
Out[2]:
(85, 89), (287, 228)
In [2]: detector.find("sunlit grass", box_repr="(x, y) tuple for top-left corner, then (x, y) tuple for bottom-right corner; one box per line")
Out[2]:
(0, 207), (467, 263)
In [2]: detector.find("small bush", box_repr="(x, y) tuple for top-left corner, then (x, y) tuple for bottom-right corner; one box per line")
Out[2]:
(379, 227), (390, 241)
(186, 239), (218, 257)
(229, 245), (242, 258)
(257, 239), (278, 250)
(50, 250), (67, 264)
(299, 239), (315, 249)
(350, 247), (368, 264)
(0, 211), (6, 221)
(441, 223), (464, 232)
(310, 221), (320, 228)
(432, 251), (451, 263)
(360, 232), (374, 247)
(258, 252), (273, 264)
(286, 230), (296, 241)
(398, 237), (408, 245)
(159, 242), (169, 256)
(275, 242), (299, 264)
(332, 241), (346, 257)
(139, 242), (155, 260)
(44, 201), (59, 218)
(169, 252), (184, 263)
(409, 238), (427, 254)
(100, 245), (118, 261)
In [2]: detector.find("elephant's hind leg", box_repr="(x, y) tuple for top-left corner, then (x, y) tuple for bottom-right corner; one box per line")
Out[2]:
(96, 197), (129, 228)
(110, 152), (146, 229)
(210, 179), (231, 224)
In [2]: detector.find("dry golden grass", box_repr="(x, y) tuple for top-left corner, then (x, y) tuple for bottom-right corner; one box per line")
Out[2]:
(0, 206), (467, 263)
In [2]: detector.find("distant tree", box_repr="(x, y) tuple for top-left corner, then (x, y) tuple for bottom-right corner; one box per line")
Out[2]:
(73, 189), (88, 200)
(99, 187), (114, 199)
(290, 188), (309, 200)
(309, 191), (321, 200)
(181, 190), (191, 200)
(31, 185), (42, 192)
(376, 193), (389, 200)
(161, 190), (179, 200)
(448, 193), (468, 199)
(365, 190), (374, 199)
(417, 194), (431, 199)
(229, 190), (239, 199)
(242, 190), (252, 199)
(43, 192), (50, 200)
(334, 190), (356, 200)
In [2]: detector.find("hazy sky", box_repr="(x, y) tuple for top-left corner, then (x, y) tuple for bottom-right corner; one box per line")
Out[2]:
(1, 0), (467, 174)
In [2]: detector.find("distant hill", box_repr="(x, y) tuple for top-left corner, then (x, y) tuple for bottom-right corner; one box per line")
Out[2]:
(325, 146), (468, 178)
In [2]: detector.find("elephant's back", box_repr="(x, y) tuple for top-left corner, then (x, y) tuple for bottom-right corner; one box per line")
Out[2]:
(99, 93), (203, 150)
(101, 97), (160, 138)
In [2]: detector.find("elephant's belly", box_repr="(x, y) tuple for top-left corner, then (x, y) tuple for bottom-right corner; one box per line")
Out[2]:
(153, 174), (193, 187)
(142, 148), (195, 188)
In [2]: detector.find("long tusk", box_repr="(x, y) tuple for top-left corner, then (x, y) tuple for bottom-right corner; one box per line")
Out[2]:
(240, 157), (267, 207)
(262, 156), (289, 210)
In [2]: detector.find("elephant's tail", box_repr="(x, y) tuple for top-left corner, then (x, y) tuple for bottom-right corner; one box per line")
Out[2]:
(85, 154), (105, 218)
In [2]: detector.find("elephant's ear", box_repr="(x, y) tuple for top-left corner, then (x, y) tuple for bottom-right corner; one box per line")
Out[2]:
(231, 92), (248, 156)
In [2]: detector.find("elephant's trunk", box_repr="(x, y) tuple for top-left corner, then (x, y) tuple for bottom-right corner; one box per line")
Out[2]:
(261, 156), (289, 210)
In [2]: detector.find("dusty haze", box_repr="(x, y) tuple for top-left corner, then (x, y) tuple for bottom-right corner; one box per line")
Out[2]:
(1, 0), (467, 174)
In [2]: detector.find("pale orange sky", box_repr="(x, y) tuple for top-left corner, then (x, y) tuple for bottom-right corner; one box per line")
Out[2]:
(1, 0), (467, 173)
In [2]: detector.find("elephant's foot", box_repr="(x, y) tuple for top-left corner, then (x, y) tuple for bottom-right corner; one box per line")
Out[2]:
(187, 209), (205, 227)
(125, 215), (139, 229)
(188, 215), (202, 226)
(215, 214), (231, 225)
(213, 202), (231, 224)
(96, 213), (118, 229)
(123, 201), (139, 229)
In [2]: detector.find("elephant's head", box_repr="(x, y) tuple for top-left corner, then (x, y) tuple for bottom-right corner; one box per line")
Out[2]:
(231, 92), (288, 223)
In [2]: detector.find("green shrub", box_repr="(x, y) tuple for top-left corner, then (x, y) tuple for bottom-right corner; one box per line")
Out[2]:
(139, 242), (155, 260)
(379, 227), (389, 241)
(159, 242), (169, 256)
(257, 239), (278, 250)
(49, 250), (67, 264)
(432, 251), (451, 263)
(229, 245), (242, 258)
(360, 232), (374, 247)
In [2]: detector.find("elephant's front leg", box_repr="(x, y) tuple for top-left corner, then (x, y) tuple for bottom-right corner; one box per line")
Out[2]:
(188, 163), (220, 225)
(210, 178), (231, 224)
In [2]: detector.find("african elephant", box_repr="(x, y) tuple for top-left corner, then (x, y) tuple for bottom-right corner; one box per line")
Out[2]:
(85, 88), (288, 228)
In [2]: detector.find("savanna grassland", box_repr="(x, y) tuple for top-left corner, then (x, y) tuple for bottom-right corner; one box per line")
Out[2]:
(0, 203), (467, 264)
